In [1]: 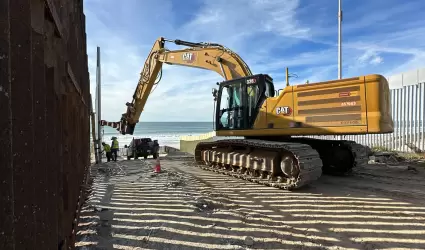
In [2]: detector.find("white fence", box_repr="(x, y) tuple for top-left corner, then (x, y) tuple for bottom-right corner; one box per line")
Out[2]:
(312, 82), (425, 152)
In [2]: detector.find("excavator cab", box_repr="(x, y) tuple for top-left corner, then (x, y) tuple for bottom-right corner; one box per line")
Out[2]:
(214, 74), (275, 131)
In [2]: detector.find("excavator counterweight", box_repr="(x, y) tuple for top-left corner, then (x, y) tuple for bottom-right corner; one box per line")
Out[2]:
(101, 37), (394, 190)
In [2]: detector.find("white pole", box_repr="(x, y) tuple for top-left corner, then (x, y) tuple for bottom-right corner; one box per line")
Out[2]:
(338, 0), (342, 79)
(338, 0), (343, 141)
(96, 46), (103, 163)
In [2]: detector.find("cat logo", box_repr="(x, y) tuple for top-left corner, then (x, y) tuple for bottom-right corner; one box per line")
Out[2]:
(182, 52), (195, 63)
(276, 106), (292, 116)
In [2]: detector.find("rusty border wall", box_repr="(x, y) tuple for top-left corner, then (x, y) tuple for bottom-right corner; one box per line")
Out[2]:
(0, 0), (91, 249)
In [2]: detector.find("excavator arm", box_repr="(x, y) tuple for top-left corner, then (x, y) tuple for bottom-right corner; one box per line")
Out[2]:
(101, 37), (253, 135)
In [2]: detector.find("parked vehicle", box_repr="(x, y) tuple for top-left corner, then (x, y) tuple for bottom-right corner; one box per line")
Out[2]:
(124, 138), (159, 160)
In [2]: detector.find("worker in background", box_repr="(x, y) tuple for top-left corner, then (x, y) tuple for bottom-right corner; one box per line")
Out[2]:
(111, 136), (119, 161)
(101, 142), (112, 162)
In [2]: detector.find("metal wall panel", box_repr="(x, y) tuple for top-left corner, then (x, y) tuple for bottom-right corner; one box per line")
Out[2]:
(0, 0), (91, 249)
(0, 0), (14, 248)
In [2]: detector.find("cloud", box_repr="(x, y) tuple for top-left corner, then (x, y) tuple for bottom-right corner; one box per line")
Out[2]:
(84, 0), (425, 122)
(357, 50), (383, 65)
(182, 0), (311, 43)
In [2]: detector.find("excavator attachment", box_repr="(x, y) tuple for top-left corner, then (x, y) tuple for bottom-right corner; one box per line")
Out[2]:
(99, 117), (132, 135)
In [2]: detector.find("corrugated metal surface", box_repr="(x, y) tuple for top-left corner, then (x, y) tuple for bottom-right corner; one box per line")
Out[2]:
(307, 82), (425, 152)
(0, 0), (91, 249)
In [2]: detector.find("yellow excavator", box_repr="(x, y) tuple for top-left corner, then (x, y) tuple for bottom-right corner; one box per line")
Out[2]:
(102, 37), (393, 190)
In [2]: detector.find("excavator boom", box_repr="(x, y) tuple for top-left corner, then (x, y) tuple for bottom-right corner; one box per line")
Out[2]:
(110, 37), (253, 135)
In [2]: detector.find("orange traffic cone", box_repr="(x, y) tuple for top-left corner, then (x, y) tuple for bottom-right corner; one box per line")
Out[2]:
(154, 158), (161, 173)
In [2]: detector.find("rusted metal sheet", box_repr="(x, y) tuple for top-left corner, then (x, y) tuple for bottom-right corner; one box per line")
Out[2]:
(31, 0), (48, 247)
(46, 65), (59, 250)
(45, 0), (64, 38)
(0, 0), (91, 249)
(0, 0), (14, 249)
(10, 0), (37, 248)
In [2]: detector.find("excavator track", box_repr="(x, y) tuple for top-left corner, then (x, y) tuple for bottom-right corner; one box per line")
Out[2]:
(194, 139), (323, 190)
(289, 138), (369, 175)
(192, 138), (369, 190)
(342, 140), (369, 168)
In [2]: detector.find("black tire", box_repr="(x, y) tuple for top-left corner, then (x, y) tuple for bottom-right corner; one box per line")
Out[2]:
(144, 156), (148, 159)
(127, 156), (131, 160)
(153, 153), (158, 159)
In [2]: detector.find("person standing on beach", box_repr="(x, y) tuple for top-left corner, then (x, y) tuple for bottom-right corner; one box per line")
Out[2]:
(102, 142), (112, 162)
(111, 137), (119, 161)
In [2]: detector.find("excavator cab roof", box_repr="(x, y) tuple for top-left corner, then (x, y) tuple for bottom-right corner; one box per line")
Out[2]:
(217, 73), (273, 86)
(217, 73), (276, 98)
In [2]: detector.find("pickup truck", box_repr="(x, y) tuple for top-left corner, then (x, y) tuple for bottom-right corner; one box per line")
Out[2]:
(124, 137), (160, 160)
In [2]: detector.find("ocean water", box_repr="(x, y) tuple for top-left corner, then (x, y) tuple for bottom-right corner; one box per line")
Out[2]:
(101, 122), (213, 149)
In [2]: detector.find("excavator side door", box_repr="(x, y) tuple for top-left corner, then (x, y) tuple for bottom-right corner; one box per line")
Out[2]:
(215, 74), (271, 131)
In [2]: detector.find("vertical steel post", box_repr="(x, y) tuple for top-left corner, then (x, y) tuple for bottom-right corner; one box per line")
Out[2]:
(96, 46), (102, 163)
(338, 0), (343, 140)
(338, 0), (342, 80)
(421, 83), (425, 151)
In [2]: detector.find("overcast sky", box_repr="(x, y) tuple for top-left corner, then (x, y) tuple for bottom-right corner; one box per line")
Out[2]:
(84, 0), (425, 122)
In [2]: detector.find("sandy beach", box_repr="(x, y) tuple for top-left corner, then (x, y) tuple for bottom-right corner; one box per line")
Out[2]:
(76, 152), (425, 250)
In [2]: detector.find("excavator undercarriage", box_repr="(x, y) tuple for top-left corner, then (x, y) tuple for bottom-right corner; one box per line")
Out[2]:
(193, 138), (368, 190)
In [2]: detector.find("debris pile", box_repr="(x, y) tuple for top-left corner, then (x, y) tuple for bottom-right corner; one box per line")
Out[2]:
(193, 197), (222, 212)
(368, 152), (400, 164)
(368, 151), (420, 172)
(96, 163), (126, 176)
(163, 171), (187, 188)
(165, 179), (185, 188)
